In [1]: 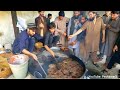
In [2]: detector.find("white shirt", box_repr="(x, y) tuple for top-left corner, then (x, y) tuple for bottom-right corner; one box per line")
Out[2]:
(68, 18), (80, 48)
(16, 17), (27, 33)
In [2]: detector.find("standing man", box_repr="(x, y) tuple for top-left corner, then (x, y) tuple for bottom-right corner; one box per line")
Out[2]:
(98, 11), (111, 59)
(35, 11), (48, 37)
(102, 11), (111, 24)
(104, 33), (120, 71)
(46, 13), (52, 27)
(68, 11), (105, 64)
(103, 11), (120, 68)
(54, 11), (69, 47)
(12, 23), (43, 61)
(77, 15), (88, 61)
(67, 11), (82, 58)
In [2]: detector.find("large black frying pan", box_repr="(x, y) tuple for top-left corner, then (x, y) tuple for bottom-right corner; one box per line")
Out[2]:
(68, 54), (86, 75)
(28, 47), (86, 78)
(28, 54), (86, 78)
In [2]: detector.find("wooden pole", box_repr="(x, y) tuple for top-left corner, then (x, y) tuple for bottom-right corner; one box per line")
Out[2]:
(11, 11), (19, 38)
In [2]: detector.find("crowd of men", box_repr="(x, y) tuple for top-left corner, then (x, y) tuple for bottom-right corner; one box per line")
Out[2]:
(12, 11), (120, 73)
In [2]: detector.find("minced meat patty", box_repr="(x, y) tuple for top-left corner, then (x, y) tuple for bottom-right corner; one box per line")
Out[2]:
(48, 58), (84, 78)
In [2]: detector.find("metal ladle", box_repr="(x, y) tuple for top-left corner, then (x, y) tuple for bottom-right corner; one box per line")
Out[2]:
(36, 60), (47, 77)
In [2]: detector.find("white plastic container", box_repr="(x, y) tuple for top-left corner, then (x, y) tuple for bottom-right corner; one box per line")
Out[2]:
(8, 54), (29, 79)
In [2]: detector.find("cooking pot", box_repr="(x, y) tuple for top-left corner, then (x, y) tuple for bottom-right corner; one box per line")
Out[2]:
(28, 47), (86, 78)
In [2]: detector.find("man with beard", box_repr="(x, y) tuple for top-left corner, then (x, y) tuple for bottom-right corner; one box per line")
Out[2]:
(68, 11), (105, 65)
(67, 11), (82, 58)
(35, 11), (48, 37)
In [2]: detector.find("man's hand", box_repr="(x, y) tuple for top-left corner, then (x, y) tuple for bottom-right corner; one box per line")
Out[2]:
(104, 24), (106, 27)
(51, 51), (55, 57)
(69, 42), (73, 46)
(68, 35), (74, 39)
(102, 37), (105, 43)
(69, 41), (77, 46)
(68, 38), (70, 41)
(113, 45), (118, 52)
(63, 32), (66, 36)
(44, 45), (55, 58)
(39, 23), (44, 29)
(72, 41), (77, 45)
(57, 30), (62, 33)
(106, 24), (111, 29)
(31, 53), (38, 61)
(22, 49), (38, 61)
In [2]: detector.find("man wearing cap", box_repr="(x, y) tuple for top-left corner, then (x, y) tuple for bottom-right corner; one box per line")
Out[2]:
(12, 23), (43, 61)
(54, 11), (69, 47)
